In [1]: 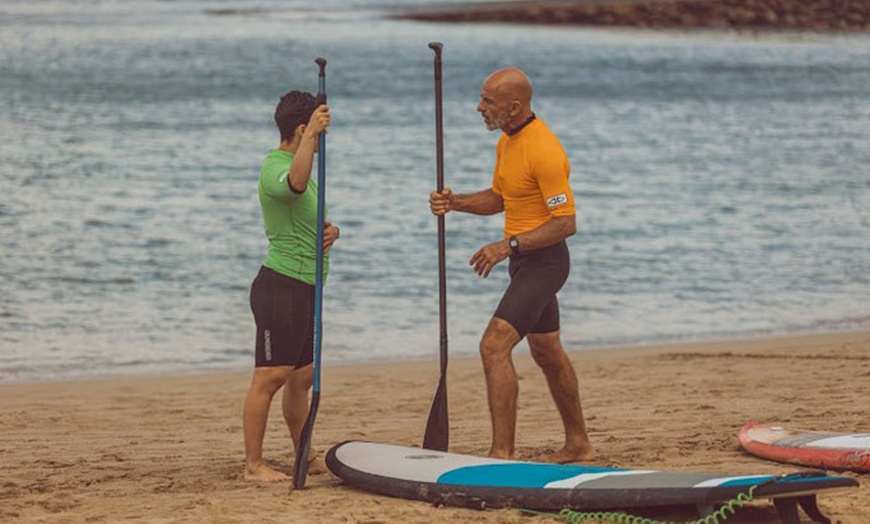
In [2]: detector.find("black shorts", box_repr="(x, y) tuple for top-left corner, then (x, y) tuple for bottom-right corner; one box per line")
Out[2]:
(494, 240), (569, 339)
(249, 266), (315, 368)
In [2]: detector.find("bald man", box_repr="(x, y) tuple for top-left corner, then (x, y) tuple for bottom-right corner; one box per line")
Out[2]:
(429, 67), (594, 464)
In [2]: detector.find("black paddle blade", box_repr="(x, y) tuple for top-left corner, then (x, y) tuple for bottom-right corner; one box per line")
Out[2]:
(422, 377), (448, 451)
(292, 392), (321, 489)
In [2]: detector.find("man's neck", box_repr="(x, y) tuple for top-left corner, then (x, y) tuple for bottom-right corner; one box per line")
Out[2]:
(506, 112), (536, 136)
(278, 139), (299, 154)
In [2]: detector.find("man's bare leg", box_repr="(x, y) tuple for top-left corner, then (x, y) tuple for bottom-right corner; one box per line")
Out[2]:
(528, 331), (595, 463)
(282, 364), (327, 475)
(479, 317), (521, 459)
(243, 365), (293, 481)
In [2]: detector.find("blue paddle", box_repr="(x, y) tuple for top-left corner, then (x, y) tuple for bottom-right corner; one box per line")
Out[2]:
(292, 57), (327, 490)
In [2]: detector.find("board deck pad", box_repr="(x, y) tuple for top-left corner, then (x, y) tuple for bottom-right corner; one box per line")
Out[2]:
(740, 422), (870, 473)
(326, 440), (858, 523)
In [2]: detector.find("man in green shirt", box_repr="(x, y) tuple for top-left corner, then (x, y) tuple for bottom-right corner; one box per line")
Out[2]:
(242, 90), (339, 482)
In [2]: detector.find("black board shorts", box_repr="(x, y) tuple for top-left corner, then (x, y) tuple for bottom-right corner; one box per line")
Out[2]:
(249, 265), (314, 368)
(494, 240), (569, 339)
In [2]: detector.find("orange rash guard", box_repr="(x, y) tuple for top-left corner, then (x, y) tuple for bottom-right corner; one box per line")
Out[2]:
(491, 118), (576, 238)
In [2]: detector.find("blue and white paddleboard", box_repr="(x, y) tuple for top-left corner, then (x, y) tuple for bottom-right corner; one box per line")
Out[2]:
(326, 441), (858, 523)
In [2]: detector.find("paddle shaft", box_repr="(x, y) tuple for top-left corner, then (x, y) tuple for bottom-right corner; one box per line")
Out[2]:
(292, 57), (327, 489)
(422, 42), (449, 452)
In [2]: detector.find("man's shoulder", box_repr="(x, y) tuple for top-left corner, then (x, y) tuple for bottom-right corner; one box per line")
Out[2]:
(260, 150), (293, 181)
(527, 121), (566, 157)
(528, 118), (559, 138)
(261, 149), (292, 169)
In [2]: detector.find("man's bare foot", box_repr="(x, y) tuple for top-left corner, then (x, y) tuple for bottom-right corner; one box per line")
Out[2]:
(536, 444), (596, 464)
(308, 455), (329, 475)
(487, 449), (515, 460)
(244, 462), (289, 481)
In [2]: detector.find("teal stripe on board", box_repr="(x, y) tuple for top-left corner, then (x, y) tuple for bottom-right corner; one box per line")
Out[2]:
(437, 464), (622, 488)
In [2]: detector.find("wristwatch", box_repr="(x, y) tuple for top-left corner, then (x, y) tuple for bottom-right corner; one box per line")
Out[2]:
(508, 235), (520, 255)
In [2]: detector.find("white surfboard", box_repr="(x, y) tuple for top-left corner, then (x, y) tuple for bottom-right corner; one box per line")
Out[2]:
(327, 440), (858, 523)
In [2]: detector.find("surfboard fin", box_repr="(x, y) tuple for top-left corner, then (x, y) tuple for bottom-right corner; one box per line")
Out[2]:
(773, 495), (831, 524)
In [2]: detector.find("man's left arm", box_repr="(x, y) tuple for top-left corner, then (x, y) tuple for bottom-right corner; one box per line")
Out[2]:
(513, 141), (577, 251)
(469, 215), (575, 278)
(469, 186), (576, 278)
(510, 215), (576, 252)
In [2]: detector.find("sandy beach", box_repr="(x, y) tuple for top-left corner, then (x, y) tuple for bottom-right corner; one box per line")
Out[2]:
(1, 330), (868, 523)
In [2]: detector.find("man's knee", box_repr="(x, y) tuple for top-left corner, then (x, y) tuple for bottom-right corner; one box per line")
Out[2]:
(528, 332), (565, 369)
(285, 364), (313, 393)
(252, 366), (293, 394)
(479, 318), (520, 363)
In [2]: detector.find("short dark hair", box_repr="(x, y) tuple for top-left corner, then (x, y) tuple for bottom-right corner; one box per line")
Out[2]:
(274, 90), (317, 142)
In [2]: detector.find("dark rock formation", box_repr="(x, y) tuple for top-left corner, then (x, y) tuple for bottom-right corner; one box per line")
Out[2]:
(396, 0), (870, 31)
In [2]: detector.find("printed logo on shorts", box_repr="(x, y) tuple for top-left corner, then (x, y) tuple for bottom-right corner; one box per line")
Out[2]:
(278, 171), (289, 184)
(547, 193), (568, 208)
(264, 330), (272, 361)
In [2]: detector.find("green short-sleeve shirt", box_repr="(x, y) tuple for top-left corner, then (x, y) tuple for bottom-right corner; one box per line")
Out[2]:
(258, 149), (329, 285)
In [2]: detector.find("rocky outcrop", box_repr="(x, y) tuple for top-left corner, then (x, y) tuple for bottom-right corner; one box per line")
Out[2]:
(397, 0), (870, 31)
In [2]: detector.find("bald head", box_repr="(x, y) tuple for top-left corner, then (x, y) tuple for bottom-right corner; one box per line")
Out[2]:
(483, 67), (533, 107)
(478, 67), (534, 133)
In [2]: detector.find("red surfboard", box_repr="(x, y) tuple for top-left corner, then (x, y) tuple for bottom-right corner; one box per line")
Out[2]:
(740, 422), (870, 473)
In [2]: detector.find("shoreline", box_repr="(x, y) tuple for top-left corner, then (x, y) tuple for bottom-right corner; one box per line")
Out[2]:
(2, 330), (868, 522)
(4, 327), (869, 387)
(393, 0), (870, 31)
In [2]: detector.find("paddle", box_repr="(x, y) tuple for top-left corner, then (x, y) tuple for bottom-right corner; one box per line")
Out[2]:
(292, 57), (328, 490)
(422, 42), (449, 452)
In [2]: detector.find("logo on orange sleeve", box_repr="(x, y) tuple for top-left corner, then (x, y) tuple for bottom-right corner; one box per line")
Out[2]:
(546, 193), (568, 208)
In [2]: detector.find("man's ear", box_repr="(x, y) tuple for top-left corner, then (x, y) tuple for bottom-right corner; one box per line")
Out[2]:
(294, 123), (306, 139)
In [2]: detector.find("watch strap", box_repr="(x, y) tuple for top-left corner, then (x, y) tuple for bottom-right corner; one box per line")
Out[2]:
(508, 235), (520, 255)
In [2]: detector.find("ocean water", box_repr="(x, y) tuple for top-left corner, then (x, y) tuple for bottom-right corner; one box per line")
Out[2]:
(1, 0), (869, 384)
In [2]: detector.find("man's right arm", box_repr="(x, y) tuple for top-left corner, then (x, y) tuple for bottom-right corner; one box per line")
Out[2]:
(430, 188), (504, 216)
(287, 105), (330, 193)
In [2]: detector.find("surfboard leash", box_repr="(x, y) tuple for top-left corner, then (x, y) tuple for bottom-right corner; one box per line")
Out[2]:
(519, 484), (757, 524)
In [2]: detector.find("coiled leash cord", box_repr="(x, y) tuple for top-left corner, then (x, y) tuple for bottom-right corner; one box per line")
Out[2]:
(521, 485), (757, 524)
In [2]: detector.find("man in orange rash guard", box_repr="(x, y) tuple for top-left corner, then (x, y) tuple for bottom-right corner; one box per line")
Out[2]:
(429, 67), (594, 464)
